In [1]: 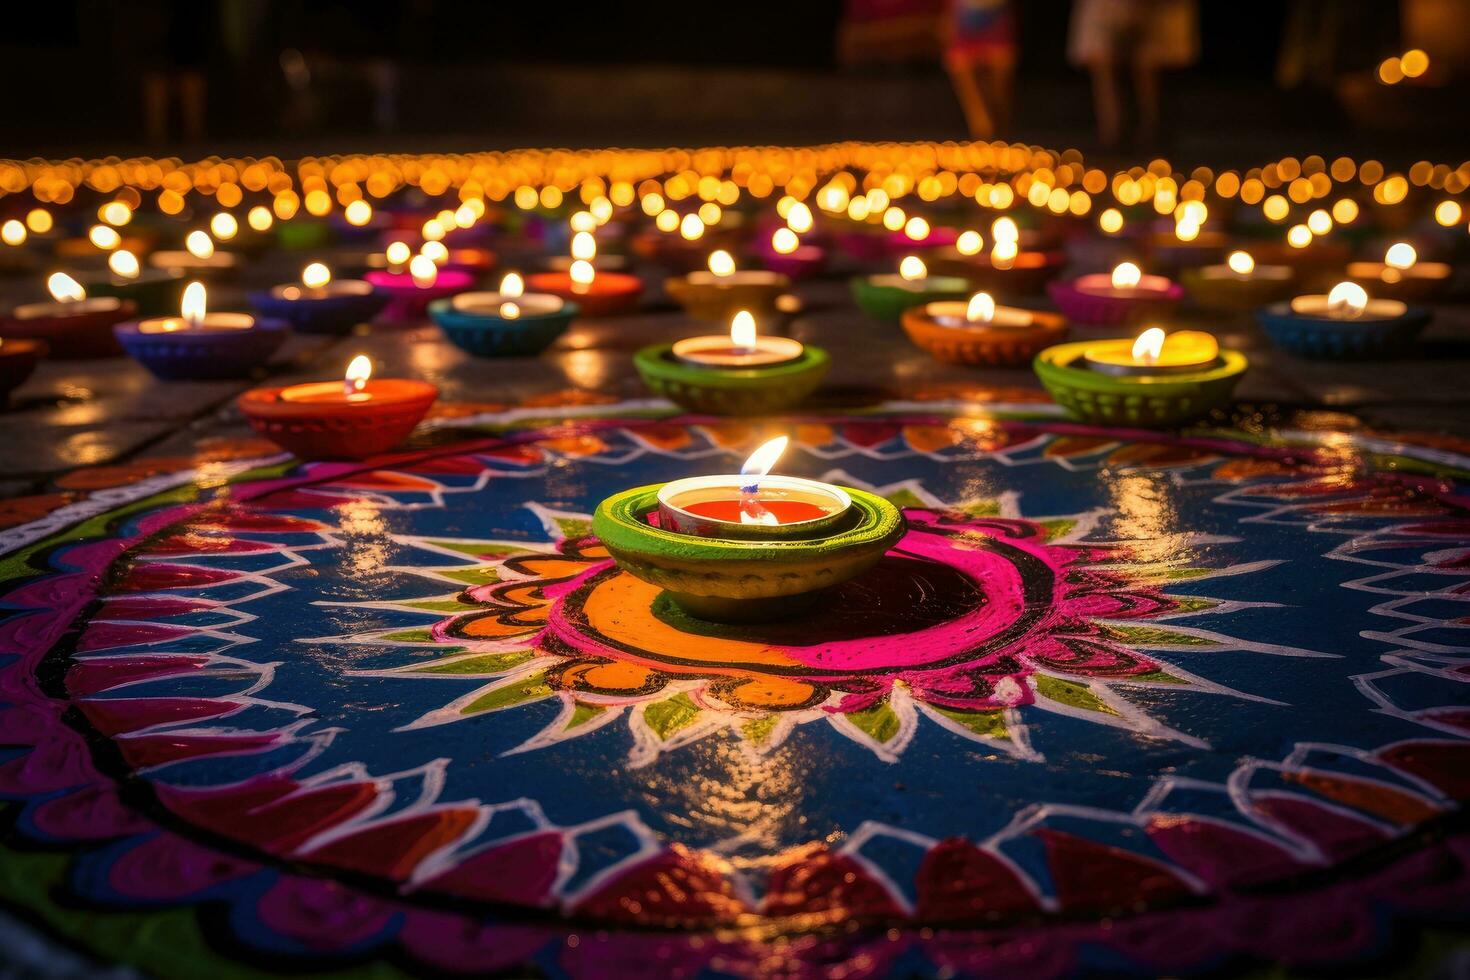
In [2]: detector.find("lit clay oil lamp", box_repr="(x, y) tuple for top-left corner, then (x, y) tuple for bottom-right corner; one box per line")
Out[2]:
(1345, 242), (1453, 302)
(0, 336), (45, 402)
(901, 290), (1067, 366)
(429, 272), (577, 357)
(1180, 250), (1296, 312)
(0, 272), (135, 358)
(927, 220), (1066, 295)
(1048, 260), (1184, 330)
(1143, 208), (1231, 271)
(365, 249), (475, 325)
(851, 255), (971, 323)
(238, 354), (438, 459)
(635, 310), (828, 415)
(148, 229), (241, 280)
(114, 281), (289, 380)
(526, 258), (643, 318)
(665, 249), (793, 323)
(1034, 326), (1247, 428)
(753, 227), (828, 280)
(592, 435), (906, 622)
(1257, 280), (1433, 359)
(75, 249), (185, 317)
(250, 261), (388, 335)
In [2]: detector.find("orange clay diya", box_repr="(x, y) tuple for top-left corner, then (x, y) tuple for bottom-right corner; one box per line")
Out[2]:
(901, 291), (1067, 366)
(1345, 242), (1453, 302)
(238, 354), (438, 459)
(526, 259), (642, 317)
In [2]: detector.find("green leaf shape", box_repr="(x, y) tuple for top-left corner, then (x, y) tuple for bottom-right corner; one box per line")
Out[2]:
(404, 598), (473, 612)
(411, 651), (534, 676)
(1033, 675), (1119, 715)
(427, 540), (528, 560)
(930, 705), (1009, 740)
(1127, 669), (1190, 685)
(553, 516), (592, 540)
(460, 670), (551, 715)
(956, 498), (1002, 517)
(1162, 594), (1220, 614)
(883, 487), (929, 509)
(741, 714), (780, 747)
(1039, 518), (1076, 541)
(1097, 624), (1217, 647)
(565, 701), (606, 730)
(440, 567), (501, 586)
(643, 693), (701, 740)
(382, 628), (436, 643)
(847, 700), (902, 743)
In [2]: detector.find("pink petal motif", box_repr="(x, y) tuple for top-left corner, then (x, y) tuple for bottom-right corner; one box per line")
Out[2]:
(114, 563), (238, 592)
(157, 777), (381, 854)
(304, 809), (481, 880)
(762, 844), (905, 920)
(114, 731), (281, 769)
(915, 837), (1038, 921)
(0, 734), (97, 794)
(66, 656), (209, 697)
(573, 845), (748, 926)
(1023, 635), (1159, 677)
(1250, 796), (1389, 862)
(254, 877), (398, 951)
(1146, 815), (1306, 889)
(75, 697), (241, 736)
(139, 534), (273, 556)
(419, 831), (564, 906)
(1037, 829), (1195, 912)
(75, 622), (195, 653)
(841, 423), (900, 448)
(1378, 741), (1470, 801)
(95, 597), (216, 620)
(30, 784), (153, 841)
(185, 511), (324, 533)
(398, 911), (556, 973)
(107, 832), (257, 901)
(405, 455), (495, 475)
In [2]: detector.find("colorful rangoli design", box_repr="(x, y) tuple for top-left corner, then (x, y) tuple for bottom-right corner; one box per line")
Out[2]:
(1, 401), (1467, 978)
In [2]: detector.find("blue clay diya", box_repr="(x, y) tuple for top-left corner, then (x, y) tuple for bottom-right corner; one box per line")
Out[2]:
(115, 282), (289, 380)
(429, 277), (577, 357)
(249, 263), (388, 335)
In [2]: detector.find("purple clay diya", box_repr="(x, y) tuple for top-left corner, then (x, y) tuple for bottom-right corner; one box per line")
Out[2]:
(1257, 280), (1433, 359)
(753, 227), (828, 280)
(0, 272), (135, 358)
(1048, 261), (1184, 330)
(114, 281), (288, 380)
(251, 262), (388, 336)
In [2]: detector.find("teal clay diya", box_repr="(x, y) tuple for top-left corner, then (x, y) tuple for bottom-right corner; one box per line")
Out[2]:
(429, 272), (577, 357)
(593, 436), (907, 621)
(635, 311), (828, 415)
(1035, 327), (1247, 428)
(851, 255), (970, 323)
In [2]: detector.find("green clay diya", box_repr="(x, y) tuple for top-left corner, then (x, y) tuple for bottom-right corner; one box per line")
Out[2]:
(635, 312), (828, 415)
(1034, 329), (1247, 428)
(850, 255), (970, 323)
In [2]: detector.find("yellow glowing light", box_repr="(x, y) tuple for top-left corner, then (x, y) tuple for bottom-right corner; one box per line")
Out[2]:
(741, 436), (788, 479)
(185, 230), (215, 259)
(679, 213), (705, 240)
(899, 255), (927, 282)
(991, 216), (1019, 243)
(569, 211), (597, 233)
(514, 186), (538, 210)
(181, 281), (207, 326)
(1111, 262), (1142, 290)
(1327, 281), (1368, 318)
(571, 231), (597, 261)
(345, 199), (373, 227)
(654, 209), (680, 232)
(47, 273), (86, 303)
(1286, 224), (1312, 248)
(956, 230), (983, 255)
(420, 240), (448, 264)
(1435, 200), (1463, 227)
(409, 254), (438, 288)
(904, 216), (930, 240)
(302, 262), (332, 289)
(1306, 209), (1332, 235)
(846, 197), (870, 221)
(100, 201), (132, 226)
(708, 249), (736, 277)
(453, 203), (477, 228)
(210, 212), (239, 240)
(786, 201), (814, 234)
(1331, 198), (1359, 224)
(1263, 195), (1289, 222)
(385, 241), (412, 267)
(882, 207), (906, 232)
(569, 259), (596, 286)
(1227, 250), (1255, 275)
(304, 189), (332, 216)
(499, 272), (525, 298)
(966, 292), (995, 324)
(345, 355), (372, 391)
(1401, 49), (1429, 78)
(817, 184), (849, 212)
(1098, 208), (1123, 234)
(589, 197), (614, 223)
(641, 193), (665, 216)
(771, 228), (799, 254)
(89, 225), (121, 250)
(1174, 220), (1200, 242)
(1, 220), (25, 246)
(499, 301), (520, 319)
(1385, 242), (1417, 270)
(776, 195), (795, 219)
(1179, 200), (1208, 225)
(730, 310), (757, 349)
(247, 206), (273, 232)
(421, 219), (446, 242)
(26, 209), (53, 234)
(108, 249), (140, 279)
(1131, 327), (1166, 364)
(992, 240), (1019, 263)
(1379, 56), (1404, 84)
(698, 201), (722, 225)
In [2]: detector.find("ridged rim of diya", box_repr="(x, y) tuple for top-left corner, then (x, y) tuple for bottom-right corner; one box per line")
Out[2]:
(663, 273), (792, 321)
(1178, 267), (1298, 311)
(849, 276), (973, 322)
(1033, 340), (1248, 429)
(0, 299), (137, 359)
(522, 272), (643, 317)
(427, 297), (578, 357)
(236, 380), (439, 460)
(113, 318), (291, 379)
(0, 338), (45, 395)
(592, 484), (907, 618)
(1046, 278), (1185, 329)
(632, 343), (830, 416)
(247, 289), (389, 335)
(1255, 301), (1433, 360)
(899, 306), (1068, 366)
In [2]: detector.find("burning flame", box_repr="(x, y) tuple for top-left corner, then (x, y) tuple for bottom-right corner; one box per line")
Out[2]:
(108, 249), (140, 279)
(1327, 281), (1369, 318)
(1384, 242), (1417, 271)
(409, 254), (438, 288)
(500, 302), (520, 319)
(740, 435), (789, 479)
(47, 273), (86, 303)
(500, 272), (525, 298)
(992, 240), (1019, 263)
(1131, 327), (1167, 365)
(771, 228), (799, 255)
(786, 202), (813, 234)
(708, 249), (736, 277)
(966, 292), (996, 324)
(730, 310), (757, 350)
(1111, 262), (1142, 290)
(186, 230), (215, 260)
(1226, 250), (1255, 275)
(181, 281), (207, 327)
(679, 213), (705, 241)
(344, 200), (373, 226)
(344, 355), (372, 395)
(569, 259), (595, 286)
(899, 255), (927, 281)
(570, 231), (597, 261)
(302, 262), (331, 289)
